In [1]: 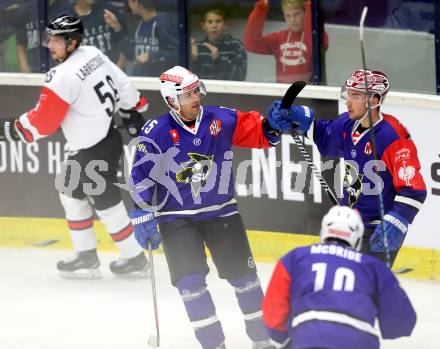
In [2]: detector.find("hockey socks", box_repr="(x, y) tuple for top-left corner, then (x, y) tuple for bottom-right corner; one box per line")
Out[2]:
(176, 273), (225, 349)
(95, 201), (144, 259)
(228, 273), (269, 342)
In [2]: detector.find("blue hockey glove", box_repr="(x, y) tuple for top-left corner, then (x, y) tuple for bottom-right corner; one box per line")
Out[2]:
(130, 208), (161, 250)
(266, 101), (314, 134)
(369, 211), (409, 252)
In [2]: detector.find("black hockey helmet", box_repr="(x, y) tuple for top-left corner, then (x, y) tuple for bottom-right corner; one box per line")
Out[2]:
(45, 15), (84, 46)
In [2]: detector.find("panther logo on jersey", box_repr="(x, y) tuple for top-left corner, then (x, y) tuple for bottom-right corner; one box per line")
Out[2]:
(176, 152), (214, 196)
(344, 162), (364, 208)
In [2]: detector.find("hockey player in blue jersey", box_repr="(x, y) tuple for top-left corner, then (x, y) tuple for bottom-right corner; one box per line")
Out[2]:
(127, 66), (310, 349)
(263, 205), (416, 349)
(267, 69), (427, 266)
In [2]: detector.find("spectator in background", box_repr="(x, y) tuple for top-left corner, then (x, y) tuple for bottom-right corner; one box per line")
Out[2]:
(191, 6), (247, 81)
(15, 0), (67, 73)
(0, 1), (20, 72)
(60, 0), (128, 68)
(124, 0), (179, 77)
(386, 0), (434, 33)
(244, 0), (328, 83)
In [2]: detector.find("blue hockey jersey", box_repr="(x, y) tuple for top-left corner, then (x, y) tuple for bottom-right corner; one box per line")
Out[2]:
(312, 112), (426, 225)
(263, 242), (416, 349)
(130, 105), (278, 223)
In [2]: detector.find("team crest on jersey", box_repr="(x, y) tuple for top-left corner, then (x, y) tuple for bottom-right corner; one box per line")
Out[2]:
(364, 142), (373, 156)
(176, 152), (214, 196)
(398, 163), (416, 186)
(209, 119), (222, 136)
(395, 148), (411, 162)
(344, 162), (364, 208)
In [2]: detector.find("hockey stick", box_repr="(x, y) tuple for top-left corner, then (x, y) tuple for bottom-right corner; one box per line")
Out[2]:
(360, 7), (391, 268)
(281, 81), (339, 206)
(147, 242), (160, 348)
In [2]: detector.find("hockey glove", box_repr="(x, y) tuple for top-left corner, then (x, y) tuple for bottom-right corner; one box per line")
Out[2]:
(266, 101), (314, 134)
(130, 208), (161, 250)
(369, 211), (408, 252)
(119, 95), (149, 137)
(0, 118), (27, 142)
(119, 110), (146, 137)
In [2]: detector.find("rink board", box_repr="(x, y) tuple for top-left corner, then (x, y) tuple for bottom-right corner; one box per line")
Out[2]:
(1, 80), (439, 281)
(0, 217), (438, 281)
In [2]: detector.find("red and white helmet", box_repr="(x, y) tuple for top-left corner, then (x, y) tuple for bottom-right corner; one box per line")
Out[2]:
(159, 66), (206, 113)
(342, 69), (390, 104)
(320, 206), (364, 251)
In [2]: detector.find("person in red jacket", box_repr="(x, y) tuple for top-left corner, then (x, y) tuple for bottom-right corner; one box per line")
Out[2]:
(244, 0), (328, 83)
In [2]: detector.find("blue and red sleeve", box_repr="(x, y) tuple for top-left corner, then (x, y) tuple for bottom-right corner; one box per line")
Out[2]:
(381, 115), (427, 223)
(263, 259), (292, 341)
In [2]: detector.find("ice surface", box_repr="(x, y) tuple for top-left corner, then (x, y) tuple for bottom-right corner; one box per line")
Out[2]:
(0, 248), (439, 349)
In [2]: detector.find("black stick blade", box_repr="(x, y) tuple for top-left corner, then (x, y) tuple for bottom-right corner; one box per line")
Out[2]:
(281, 81), (306, 109)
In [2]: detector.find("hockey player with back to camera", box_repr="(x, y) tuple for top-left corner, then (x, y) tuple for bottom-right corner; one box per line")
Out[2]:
(263, 205), (416, 349)
(266, 69), (427, 266)
(128, 65), (311, 349)
(0, 15), (150, 278)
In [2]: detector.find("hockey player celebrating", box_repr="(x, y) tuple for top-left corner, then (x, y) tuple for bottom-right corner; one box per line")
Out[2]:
(129, 66), (310, 349)
(263, 205), (417, 348)
(0, 15), (149, 278)
(268, 69), (427, 266)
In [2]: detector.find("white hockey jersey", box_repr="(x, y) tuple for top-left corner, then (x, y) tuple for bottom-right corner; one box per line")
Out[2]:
(18, 46), (142, 150)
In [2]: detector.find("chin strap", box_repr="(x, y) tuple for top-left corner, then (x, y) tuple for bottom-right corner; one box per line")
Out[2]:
(358, 98), (381, 126)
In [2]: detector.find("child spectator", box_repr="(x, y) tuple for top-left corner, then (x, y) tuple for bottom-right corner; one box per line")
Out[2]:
(191, 6), (247, 81)
(244, 0), (328, 83)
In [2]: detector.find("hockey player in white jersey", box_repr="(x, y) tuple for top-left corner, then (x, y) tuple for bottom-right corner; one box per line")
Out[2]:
(0, 15), (149, 278)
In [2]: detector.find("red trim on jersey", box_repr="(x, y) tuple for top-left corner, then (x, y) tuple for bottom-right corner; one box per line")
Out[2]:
(68, 217), (94, 231)
(26, 86), (69, 137)
(263, 260), (291, 332)
(382, 138), (426, 192)
(383, 114), (409, 139)
(232, 110), (269, 148)
(135, 95), (149, 113)
(111, 224), (133, 242)
(15, 119), (34, 142)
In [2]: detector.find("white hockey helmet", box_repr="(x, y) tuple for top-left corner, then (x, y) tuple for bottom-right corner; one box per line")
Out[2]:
(320, 206), (364, 251)
(159, 66), (206, 113)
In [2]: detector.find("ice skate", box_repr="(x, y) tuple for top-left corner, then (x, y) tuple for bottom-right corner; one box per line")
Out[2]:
(57, 249), (102, 279)
(109, 252), (149, 278)
(252, 340), (275, 349)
